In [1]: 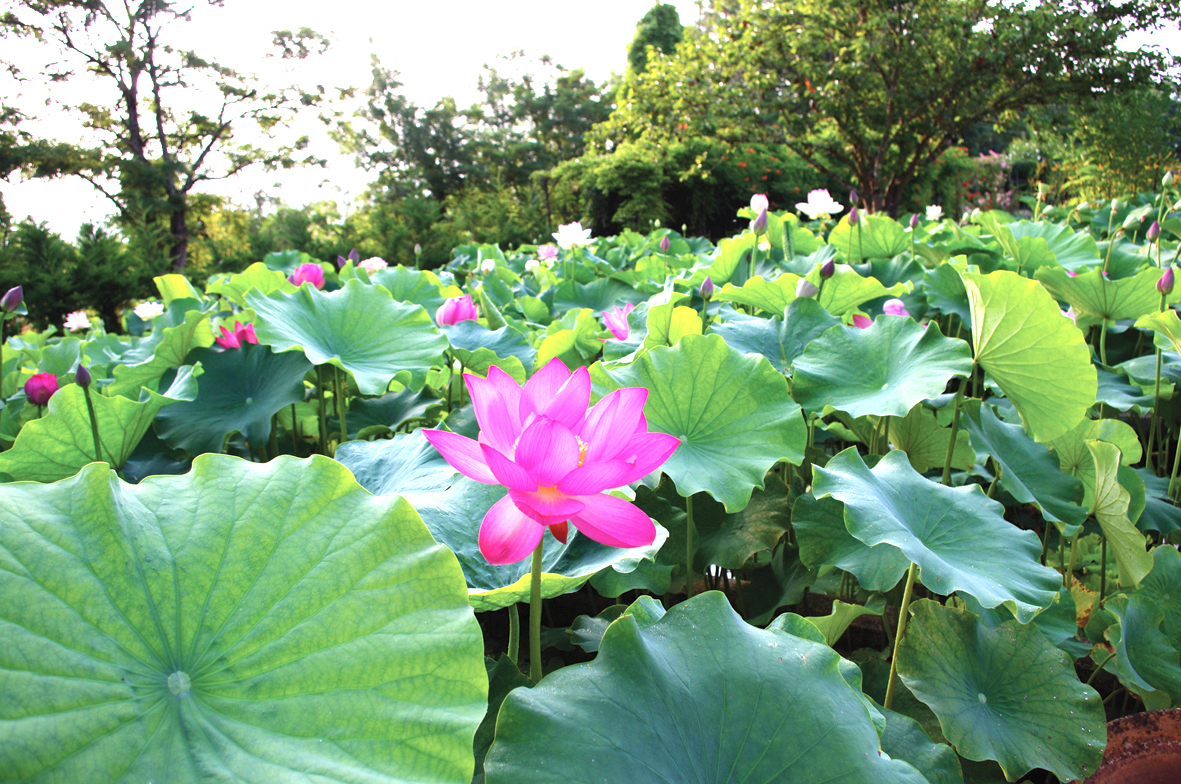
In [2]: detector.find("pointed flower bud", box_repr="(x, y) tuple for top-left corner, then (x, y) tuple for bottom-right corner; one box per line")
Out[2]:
(24, 373), (59, 406)
(1158, 267), (1174, 296)
(848, 205), (859, 225)
(1036, 182), (1051, 196)
(849, 189), (859, 205)
(820, 259), (835, 279)
(1112, 198), (1127, 212)
(1147, 221), (1160, 242)
(1165, 171), (1175, 187)
(414, 243), (423, 255)
(700, 276), (714, 301)
(796, 279), (819, 298)
(751, 208), (768, 236)
(659, 234), (671, 253)
(1, 285), (22, 313)
(1122, 213), (1141, 231)
(909, 213), (919, 229)
(76, 364), (92, 388)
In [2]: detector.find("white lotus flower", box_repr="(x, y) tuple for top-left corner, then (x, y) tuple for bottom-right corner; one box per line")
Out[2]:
(750, 193), (769, 213)
(63, 311), (92, 332)
(133, 302), (164, 321)
(525, 259), (540, 274)
(926, 205), (944, 221)
(553, 221), (593, 249)
(479, 258), (497, 274)
(359, 257), (389, 274)
(795, 189), (844, 220)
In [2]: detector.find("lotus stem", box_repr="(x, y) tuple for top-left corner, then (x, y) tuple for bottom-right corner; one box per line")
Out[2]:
(884, 561), (918, 711)
(785, 220), (795, 260)
(986, 460), (1000, 498)
(941, 375), (967, 486)
(1170, 428), (1181, 500)
(529, 541), (544, 682)
(507, 604), (520, 665)
(1087, 651), (1117, 686)
(269, 414), (279, 460)
(81, 385), (104, 466)
(290, 404), (299, 454)
(685, 494), (697, 599)
(1099, 536), (1108, 604)
(1040, 523), (1052, 566)
(316, 366), (329, 456)
(1099, 322), (1108, 366)
(335, 367), (348, 441)
(1064, 532), (1080, 587)
(1148, 348), (1164, 473)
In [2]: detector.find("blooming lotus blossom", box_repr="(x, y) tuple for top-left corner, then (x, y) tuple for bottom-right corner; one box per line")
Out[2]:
(750, 193), (769, 213)
(537, 244), (559, 260)
(525, 259), (541, 274)
(24, 373), (59, 406)
(883, 299), (911, 317)
(602, 303), (636, 341)
(359, 257), (389, 274)
(64, 311), (92, 332)
(479, 258), (497, 274)
(215, 320), (259, 349)
(133, 302), (165, 321)
(422, 360), (681, 564)
(436, 294), (479, 326)
(288, 263), (325, 289)
(926, 205), (944, 221)
(553, 221), (593, 249)
(852, 314), (873, 329)
(795, 189), (844, 220)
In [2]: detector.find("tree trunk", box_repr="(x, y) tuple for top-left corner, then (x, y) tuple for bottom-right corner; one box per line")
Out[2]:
(170, 203), (188, 272)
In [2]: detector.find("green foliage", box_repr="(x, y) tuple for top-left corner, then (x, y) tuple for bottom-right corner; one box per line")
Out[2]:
(626, 3), (683, 75)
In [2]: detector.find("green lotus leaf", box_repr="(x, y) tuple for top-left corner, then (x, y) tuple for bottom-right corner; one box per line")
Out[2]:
(1135, 467), (1181, 534)
(792, 493), (910, 592)
(334, 433), (668, 612)
(878, 707), (965, 784)
(108, 302), (216, 397)
(705, 233), (756, 285)
(806, 599), (882, 647)
(921, 263), (973, 324)
(347, 388), (441, 439)
(642, 303), (701, 349)
(791, 317), (973, 418)
(767, 211), (823, 256)
(1037, 266), (1179, 323)
(441, 320), (535, 371)
(828, 212), (911, 261)
(205, 261), (296, 306)
(370, 265), (459, 314)
(813, 263), (911, 316)
(962, 270), (1096, 443)
(552, 277), (645, 314)
(1103, 594), (1181, 709)
(1095, 365), (1156, 412)
(472, 657), (533, 784)
(153, 272), (204, 305)
(1006, 220), (1101, 270)
(0, 371), (197, 482)
(591, 333), (806, 511)
(1138, 546), (1181, 642)
(897, 600), (1105, 783)
(958, 401), (1086, 531)
(1135, 308), (1181, 357)
(1051, 417), (1141, 509)
(744, 544), (818, 625)
(262, 248), (318, 275)
(484, 592), (927, 784)
(715, 273), (802, 313)
(0, 454), (487, 783)
(153, 344), (312, 456)
(248, 277), (449, 395)
(710, 298), (840, 374)
(889, 405), (975, 474)
(813, 448), (1061, 621)
(1087, 440), (1153, 587)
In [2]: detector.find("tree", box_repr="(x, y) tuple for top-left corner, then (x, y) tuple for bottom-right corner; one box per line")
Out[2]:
(626, 3), (683, 75)
(598, 0), (1170, 214)
(1, 1), (328, 270)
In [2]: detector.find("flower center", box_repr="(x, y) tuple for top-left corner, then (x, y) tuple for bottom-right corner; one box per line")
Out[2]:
(575, 435), (589, 467)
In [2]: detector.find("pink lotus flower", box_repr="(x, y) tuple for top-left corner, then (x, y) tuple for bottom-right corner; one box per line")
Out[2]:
(359, 257), (389, 274)
(288, 263), (325, 289)
(25, 373), (59, 406)
(602, 303), (636, 341)
(215, 320), (259, 349)
(883, 298), (911, 317)
(423, 360), (680, 563)
(852, 314), (873, 329)
(436, 294), (479, 326)
(537, 244), (559, 260)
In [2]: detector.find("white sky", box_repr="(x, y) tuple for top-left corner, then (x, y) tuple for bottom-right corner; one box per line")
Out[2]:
(0, 0), (702, 236)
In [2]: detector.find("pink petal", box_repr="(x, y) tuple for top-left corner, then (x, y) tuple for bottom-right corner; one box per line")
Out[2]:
(508, 488), (586, 520)
(615, 431), (682, 478)
(480, 444), (538, 492)
(515, 418), (581, 486)
(480, 365), (523, 433)
(580, 388), (648, 462)
(537, 365), (591, 431)
(557, 459), (639, 495)
(215, 326), (240, 349)
(467, 373), (520, 454)
(421, 429), (497, 483)
(520, 358), (573, 421)
(852, 314), (873, 329)
(480, 495), (546, 564)
(569, 493), (657, 549)
(883, 299), (910, 317)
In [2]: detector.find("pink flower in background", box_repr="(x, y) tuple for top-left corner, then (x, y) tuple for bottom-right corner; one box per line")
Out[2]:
(359, 257), (389, 274)
(288, 263), (325, 289)
(602, 303), (636, 341)
(422, 360), (681, 564)
(537, 244), (559, 260)
(883, 299), (911, 318)
(24, 373), (59, 406)
(215, 321), (259, 349)
(63, 311), (92, 332)
(852, 314), (873, 329)
(1066, 270), (1079, 277)
(436, 294), (479, 326)
(1061, 308), (1077, 324)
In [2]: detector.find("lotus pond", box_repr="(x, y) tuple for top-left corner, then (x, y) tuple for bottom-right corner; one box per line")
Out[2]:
(2, 191), (1181, 784)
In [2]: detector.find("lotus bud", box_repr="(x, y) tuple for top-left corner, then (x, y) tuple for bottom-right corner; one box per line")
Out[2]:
(1, 285), (22, 312)
(1077, 201), (1091, 213)
(1036, 182), (1051, 197)
(659, 235), (671, 253)
(414, 243), (423, 257)
(1122, 213), (1141, 231)
(1148, 221), (1161, 242)
(1112, 198), (1127, 212)
(751, 209), (768, 236)
(24, 373), (58, 406)
(1165, 171), (1175, 188)
(848, 205), (859, 225)
(75, 364), (92, 388)
(1175, 199), (1181, 211)
(336, 254), (348, 270)
(910, 213), (919, 229)
(796, 279), (819, 298)
(700, 276), (715, 301)
(820, 259), (835, 279)
(1159, 267), (1174, 296)
(849, 189), (859, 205)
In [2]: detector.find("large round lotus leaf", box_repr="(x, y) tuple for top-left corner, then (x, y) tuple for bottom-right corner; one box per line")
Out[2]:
(1137, 545), (1181, 641)
(715, 273), (802, 314)
(878, 706), (964, 784)
(812, 264), (911, 316)
(1001, 219), (1101, 271)
(441, 320), (535, 370)
(346, 388), (442, 438)
(958, 401), (1087, 531)
(813, 448), (1061, 621)
(792, 493), (910, 592)
(828, 213), (911, 261)
(641, 303), (702, 350)
(710, 298), (840, 374)
(591, 333), (806, 512)
(705, 233), (756, 286)
(961, 270), (1096, 443)
(370, 265), (457, 314)
(888, 405), (975, 474)
(0, 454), (487, 784)
(1103, 594), (1181, 709)
(1135, 308), (1181, 356)
(484, 592), (927, 784)
(791, 317), (973, 418)
(205, 261), (296, 307)
(154, 344), (311, 455)
(552, 277), (646, 314)
(0, 370), (196, 482)
(334, 433), (668, 612)
(1037, 266), (1180, 323)
(897, 600), (1106, 782)
(109, 302), (216, 397)
(247, 277), (449, 394)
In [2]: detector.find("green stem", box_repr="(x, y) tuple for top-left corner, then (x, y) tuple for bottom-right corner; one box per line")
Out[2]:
(884, 562), (918, 711)
(1170, 426), (1181, 500)
(1099, 536), (1108, 604)
(941, 375), (967, 486)
(529, 541), (544, 682)
(336, 366), (348, 442)
(986, 460), (1000, 498)
(1149, 348), (1164, 473)
(1099, 322), (1108, 366)
(1040, 522), (1052, 566)
(1087, 650), (1117, 686)
(290, 403), (299, 454)
(457, 361), (467, 408)
(685, 494), (697, 598)
(507, 604), (520, 665)
(81, 385), (104, 465)
(785, 220), (795, 260)
(269, 414), (278, 460)
(1064, 532), (1080, 587)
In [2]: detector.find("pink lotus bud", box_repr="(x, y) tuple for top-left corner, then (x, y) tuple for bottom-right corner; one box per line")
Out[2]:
(24, 373), (58, 406)
(796, 279), (819, 298)
(849, 190), (859, 205)
(751, 209), (768, 236)
(852, 314), (873, 329)
(659, 235), (671, 253)
(75, 365), (92, 388)
(436, 294), (479, 326)
(848, 206), (859, 225)
(1, 285), (22, 312)
(910, 213), (919, 229)
(1147, 221), (1160, 242)
(883, 298), (911, 318)
(288, 263), (325, 289)
(414, 243), (423, 256)
(700, 276), (714, 300)
(820, 259), (835, 279)
(1158, 267), (1174, 296)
